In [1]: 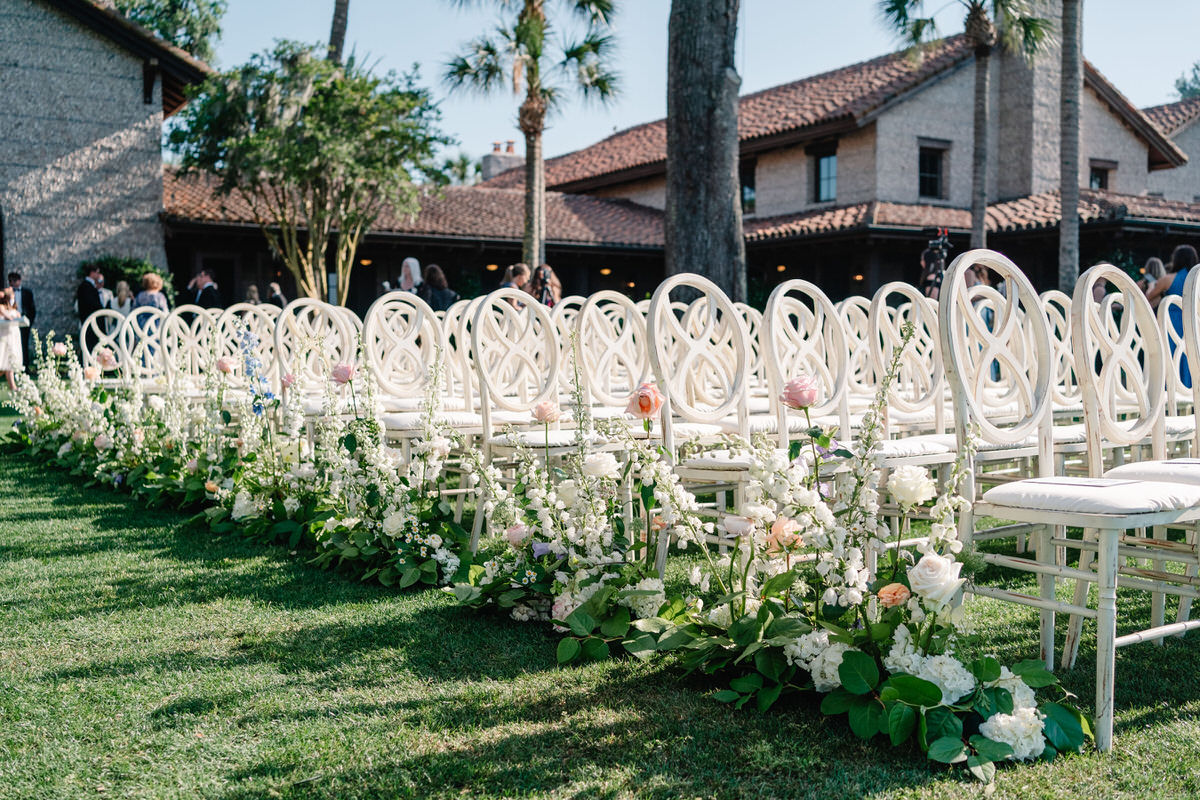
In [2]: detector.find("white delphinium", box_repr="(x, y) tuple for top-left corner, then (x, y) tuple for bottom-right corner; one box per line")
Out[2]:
(978, 706), (1046, 760)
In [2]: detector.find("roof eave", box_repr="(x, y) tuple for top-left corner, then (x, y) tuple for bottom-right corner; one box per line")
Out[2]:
(1084, 63), (1188, 170)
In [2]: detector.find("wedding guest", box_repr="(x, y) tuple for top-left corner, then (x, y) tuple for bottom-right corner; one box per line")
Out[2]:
(499, 263), (529, 308)
(528, 263), (562, 307)
(188, 269), (222, 309)
(97, 274), (114, 313)
(112, 281), (134, 317)
(245, 284), (261, 305)
(134, 272), (169, 312)
(76, 264), (105, 351)
(1139, 257), (1166, 311)
(919, 248), (944, 300)
(267, 282), (287, 308)
(399, 257), (423, 294)
(1147, 244), (1199, 387)
(0, 288), (27, 391)
(419, 264), (460, 312)
(7, 272), (35, 370)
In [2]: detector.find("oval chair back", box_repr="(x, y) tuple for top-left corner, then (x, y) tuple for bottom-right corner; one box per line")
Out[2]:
(575, 290), (650, 409)
(362, 291), (442, 403)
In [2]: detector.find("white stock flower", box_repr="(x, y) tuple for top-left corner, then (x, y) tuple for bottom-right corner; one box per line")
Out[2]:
(147, 395), (166, 413)
(916, 654), (976, 704)
(428, 436), (452, 459)
(907, 552), (965, 609)
(988, 666), (1037, 710)
(582, 452), (620, 480)
(978, 706), (1046, 760)
(888, 465), (937, 508)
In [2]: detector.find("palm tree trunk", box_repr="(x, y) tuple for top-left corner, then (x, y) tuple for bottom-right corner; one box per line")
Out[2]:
(523, 124), (546, 266)
(665, 0), (746, 302)
(328, 0), (349, 64)
(971, 44), (991, 249)
(1059, 0), (1082, 292)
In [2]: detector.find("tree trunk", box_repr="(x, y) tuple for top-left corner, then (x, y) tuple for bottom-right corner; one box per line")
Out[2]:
(665, 0), (746, 302)
(328, 0), (349, 64)
(971, 44), (991, 249)
(1059, 0), (1082, 292)
(521, 109), (546, 267)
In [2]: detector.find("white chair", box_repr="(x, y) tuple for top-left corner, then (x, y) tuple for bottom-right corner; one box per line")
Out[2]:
(118, 306), (167, 388)
(575, 290), (651, 417)
(274, 298), (361, 416)
(215, 302), (282, 392)
(363, 291), (442, 412)
(161, 305), (217, 393)
(80, 309), (129, 382)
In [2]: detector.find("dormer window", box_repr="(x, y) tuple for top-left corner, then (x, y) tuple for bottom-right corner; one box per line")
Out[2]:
(809, 142), (837, 203)
(1089, 159), (1117, 191)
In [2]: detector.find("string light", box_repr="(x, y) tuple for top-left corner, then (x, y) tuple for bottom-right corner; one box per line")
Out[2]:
(485, 264), (499, 272)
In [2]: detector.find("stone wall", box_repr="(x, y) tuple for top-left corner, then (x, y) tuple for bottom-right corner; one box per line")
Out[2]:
(588, 175), (667, 209)
(1147, 121), (1200, 203)
(1079, 85), (1150, 195)
(0, 0), (168, 338)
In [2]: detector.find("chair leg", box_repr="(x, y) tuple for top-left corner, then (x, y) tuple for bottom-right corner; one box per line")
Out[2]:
(1095, 529), (1119, 753)
(1062, 527), (1097, 670)
(1176, 527), (1198, 630)
(1150, 525), (1166, 641)
(1038, 524), (1057, 672)
(469, 493), (486, 553)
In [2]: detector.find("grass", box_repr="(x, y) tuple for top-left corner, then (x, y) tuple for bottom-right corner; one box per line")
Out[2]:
(2, 445), (1200, 798)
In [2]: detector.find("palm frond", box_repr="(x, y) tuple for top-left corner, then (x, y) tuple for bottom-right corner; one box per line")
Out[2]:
(562, 0), (615, 27)
(443, 34), (508, 93)
(876, 0), (938, 50)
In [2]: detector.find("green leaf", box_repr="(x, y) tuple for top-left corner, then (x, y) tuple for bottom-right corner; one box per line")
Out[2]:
(712, 689), (741, 703)
(756, 682), (784, 712)
(1041, 702), (1087, 752)
(220, 409), (231, 424)
(580, 636), (609, 661)
(566, 608), (599, 637)
(923, 706), (963, 747)
(556, 637), (581, 664)
(759, 569), (798, 599)
(754, 648), (786, 682)
(729, 673), (763, 694)
(927, 736), (968, 764)
(600, 606), (631, 638)
(343, 432), (358, 454)
(398, 566), (420, 588)
(622, 631), (657, 661)
(847, 696), (883, 739)
(969, 734), (1014, 763)
(976, 687), (1014, 719)
(969, 656), (1002, 683)
(765, 616), (809, 640)
(888, 703), (917, 746)
(966, 754), (996, 784)
(885, 674), (943, 707)
(656, 624), (700, 651)
(837, 650), (879, 696)
(728, 613), (762, 648)
(819, 688), (856, 716)
(1012, 659), (1058, 688)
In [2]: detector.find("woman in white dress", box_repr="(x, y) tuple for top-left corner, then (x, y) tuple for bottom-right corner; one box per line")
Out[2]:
(112, 281), (134, 317)
(0, 288), (28, 391)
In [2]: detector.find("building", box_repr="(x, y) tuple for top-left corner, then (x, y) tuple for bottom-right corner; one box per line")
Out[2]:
(0, 0), (209, 334)
(1145, 96), (1200, 204)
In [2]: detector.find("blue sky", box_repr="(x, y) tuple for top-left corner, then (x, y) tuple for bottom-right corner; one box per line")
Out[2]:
(213, 1), (1200, 163)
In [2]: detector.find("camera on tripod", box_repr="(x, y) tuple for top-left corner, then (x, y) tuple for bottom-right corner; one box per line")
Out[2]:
(927, 227), (953, 264)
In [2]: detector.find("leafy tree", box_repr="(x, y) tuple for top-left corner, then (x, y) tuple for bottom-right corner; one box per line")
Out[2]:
(1176, 62), (1200, 99)
(444, 0), (619, 266)
(112, 0), (226, 62)
(443, 152), (482, 185)
(1059, 0), (1081, 292)
(879, 1), (1054, 248)
(168, 42), (450, 303)
(665, 0), (745, 302)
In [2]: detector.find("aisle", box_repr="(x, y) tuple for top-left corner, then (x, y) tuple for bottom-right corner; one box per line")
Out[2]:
(0, 453), (1197, 800)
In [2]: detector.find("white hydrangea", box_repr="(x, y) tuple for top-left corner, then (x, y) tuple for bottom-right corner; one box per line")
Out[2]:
(230, 491), (258, 521)
(621, 577), (666, 619)
(916, 654), (976, 704)
(882, 624), (926, 677)
(783, 630), (853, 692)
(978, 706), (1046, 761)
(987, 666), (1037, 710)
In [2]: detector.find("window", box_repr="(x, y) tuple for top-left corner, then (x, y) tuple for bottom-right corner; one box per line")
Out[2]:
(740, 158), (757, 214)
(918, 139), (950, 199)
(1089, 159), (1117, 191)
(809, 144), (837, 203)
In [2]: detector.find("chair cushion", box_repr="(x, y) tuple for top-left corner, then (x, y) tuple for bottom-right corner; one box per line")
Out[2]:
(1105, 458), (1200, 485)
(716, 414), (811, 435)
(488, 428), (591, 449)
(1165, 414), (1196, 437)
(382, 410), (483, 431)
(873, 436), (955, 459)
(983, 476), (1200, 515)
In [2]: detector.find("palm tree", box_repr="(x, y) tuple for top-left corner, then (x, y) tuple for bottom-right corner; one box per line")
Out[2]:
(328, 0), (349, 64)
(879, 1), (1054, 248)
(1059, 0), (1082, 292)
(444, 1), (619, 266)
(443, 152), (481, 185)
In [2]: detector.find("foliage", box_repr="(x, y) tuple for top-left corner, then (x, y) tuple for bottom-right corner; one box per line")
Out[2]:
(877, 0), (1056, 59)
(78, 255), (176, 305)
(168, 41), (450, 303)
(443, 152), (482, 185)
(113, 0), (226, 62)
(1176, 61), (1200, 100)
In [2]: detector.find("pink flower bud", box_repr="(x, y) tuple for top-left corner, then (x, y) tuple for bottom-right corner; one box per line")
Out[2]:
(780, 375), (821, 410)
(625, 383), (665, 419)
(331, 363), (356, 385)
(532, 400), (560, 423)
(51, 343), (68, 357)
(281, 373), (297, 389)
(215, 357), (235, 374)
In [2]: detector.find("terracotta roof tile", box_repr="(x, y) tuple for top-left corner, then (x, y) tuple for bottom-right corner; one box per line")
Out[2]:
(163, 169), (664, 248)
(484, 35), (973, 191)
(1142, 96), (1200, 136)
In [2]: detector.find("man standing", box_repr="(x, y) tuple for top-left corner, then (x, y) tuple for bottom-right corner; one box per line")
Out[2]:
(77, 264), (105, 351)
(8, 272), (35, 369)
(189, 269), (222, 310)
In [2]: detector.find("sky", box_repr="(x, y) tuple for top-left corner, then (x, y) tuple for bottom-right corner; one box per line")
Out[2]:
(212, 1), (1200, 164)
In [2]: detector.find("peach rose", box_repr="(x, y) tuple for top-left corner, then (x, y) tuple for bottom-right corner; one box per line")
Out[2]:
(877, 582), (911, 608)
(532, 400), (560, 423)
(51, 343), (68, 357)
(83, 366), (100, 381)
(215, 357), (236, 374)
(204, 480), (219, 494)
(780, 375), (821, 410)
(626, 382), (665, 420)
(330, 363), (355, 384)
(766, 516), (802, 554)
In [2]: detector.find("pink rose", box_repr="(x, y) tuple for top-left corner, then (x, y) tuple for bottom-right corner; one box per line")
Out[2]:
(95, 347), (117, 370)
(185, 458), (198, 473)
(83, 366), (100, 381)
(877, 582), (911, 608)
(204, 480), (219, 494)
(505, 523), (532, 550)
(625, 383), (666, 419)
(331, 363), (356, 385)
(281, 373), (297, 389)
(766, 517), (802, 554)
(780, 375), (821, 410)
(51, 343), (68, 357)
(722, 515), (756, 538)
(215, 357), (235, 374)
(532, 400), (561, 423)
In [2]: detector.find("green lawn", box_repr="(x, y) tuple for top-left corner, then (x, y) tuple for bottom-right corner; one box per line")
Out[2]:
(2, 448), (1200, 799)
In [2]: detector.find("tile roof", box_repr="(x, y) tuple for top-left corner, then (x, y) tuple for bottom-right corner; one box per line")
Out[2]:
(163, 170), (664, 248)
(484, 35), (974, 191)
(1142, 96), (1200, 136)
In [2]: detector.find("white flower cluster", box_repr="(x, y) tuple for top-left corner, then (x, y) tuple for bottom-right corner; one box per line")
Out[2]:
(978, 706), (1046, 760)
(783, 630), (852, 692)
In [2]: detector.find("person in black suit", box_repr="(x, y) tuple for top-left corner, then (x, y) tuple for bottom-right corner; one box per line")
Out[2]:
(8, 272), (35, 370)
(77, 265), (105, 352)
(188, 269), (223, 310)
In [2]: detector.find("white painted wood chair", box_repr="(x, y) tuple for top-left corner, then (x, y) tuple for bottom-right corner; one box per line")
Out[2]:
(118, 306), (168, 389)
(80, 309), (129, 384)
(161, 305), (217, 394)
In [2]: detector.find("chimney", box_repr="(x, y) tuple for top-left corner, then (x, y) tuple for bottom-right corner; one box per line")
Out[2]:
(481, 139), (524, 181)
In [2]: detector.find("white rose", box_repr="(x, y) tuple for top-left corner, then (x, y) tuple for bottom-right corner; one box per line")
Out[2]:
(147, 395), (166, 413)
(907, 552), (964, 609)
(557, 479), (578, 506)
(888, 464), (937, 508)
(381, 511), (406, 535)
(583, 452), (620, 480)
(428, 436), (452, 459)
(721, 515), (756, 538)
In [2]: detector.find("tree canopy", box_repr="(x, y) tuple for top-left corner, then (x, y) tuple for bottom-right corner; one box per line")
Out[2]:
(1176, 61), (1200, 99)
(113, 0), (226, 62)
(168, 41), (450, 303)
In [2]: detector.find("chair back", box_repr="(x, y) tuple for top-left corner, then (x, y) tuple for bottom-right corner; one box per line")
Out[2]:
(470, 289), (560, 433)
(362, 291), (442, 401)
(80, 310), (128, 375)
(161, 305), (217, 387)
(215, 303), (282, 389)
(274, 298), (360, 395)
(118, 306), (167, 383)
(575, 290), (650, 408)
(868, 281), (945, 433)
(1039, 289), (1080, 412)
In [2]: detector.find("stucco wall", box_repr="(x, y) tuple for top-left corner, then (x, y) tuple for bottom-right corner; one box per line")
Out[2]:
(1147, 121), (1200, 202)
(1080, 85), (1150, 195)
(588, 175), (667, 210)
(752, 125), (876, 218)
(0, 0), (168, 338)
